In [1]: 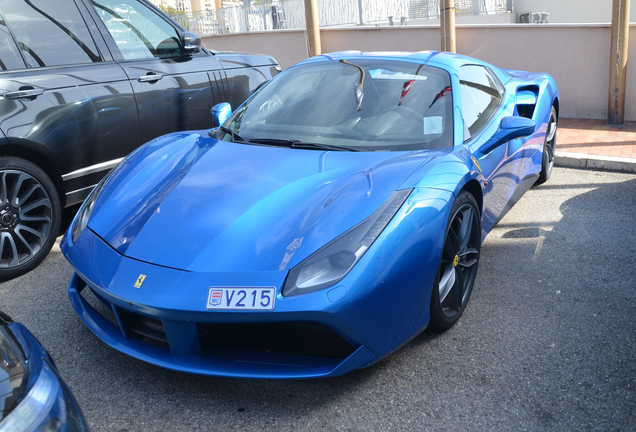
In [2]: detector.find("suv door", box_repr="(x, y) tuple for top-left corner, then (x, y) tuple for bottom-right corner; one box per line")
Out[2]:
(0, 0), (138, 279)
(87, 0), (217, 144)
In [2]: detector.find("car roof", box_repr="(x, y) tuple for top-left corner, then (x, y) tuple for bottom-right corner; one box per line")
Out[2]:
(295, 50), (512, 83)
(298, 50), (469, 70)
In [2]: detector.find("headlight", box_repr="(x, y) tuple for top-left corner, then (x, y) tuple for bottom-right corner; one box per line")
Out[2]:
(0, 320), (87, 432)
(0, 325), (29, 420)
(0, 362), (58, 431)
(0, 341), (85, 432)
(282, 189), (412, 297)
(71, 160), (124, 243)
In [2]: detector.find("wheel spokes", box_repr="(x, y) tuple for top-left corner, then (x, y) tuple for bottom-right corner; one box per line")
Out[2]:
(456, 206), (474, 251)
(0, 169), (54, 270)
(438, 263), (456, 303)
(16, 183), (39, 207)
(13, 230), (34, 255)
(546, 140), (555, 161)
(451, 266), (466, 311)
(546, 119), (557, 142)
(458, 247), (479, 268)
(9, 173), (28, 206)
(15, 224), (46, 244)
(0, 232), (19, 267)
(20, 197), (51, 217)
(443, 230), (458, 261)
(447, 221), (460, 252)
(0, 173), (7, 206)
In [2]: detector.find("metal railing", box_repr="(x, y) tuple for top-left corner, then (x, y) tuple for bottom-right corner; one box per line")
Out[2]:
(168, 0), (513, 36)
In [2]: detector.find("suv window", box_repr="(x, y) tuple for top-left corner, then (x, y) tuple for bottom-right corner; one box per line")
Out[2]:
(459, 65), (503, 140)
(0, 0), (101, 68)
(0, 15), (25, 70)
(91, 0), (183, 60)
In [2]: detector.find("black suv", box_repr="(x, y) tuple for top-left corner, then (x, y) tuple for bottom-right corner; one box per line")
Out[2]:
(0, 0), (279, 280)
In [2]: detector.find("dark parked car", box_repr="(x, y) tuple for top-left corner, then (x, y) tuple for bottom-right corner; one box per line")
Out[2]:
(0, 0), (279, 280)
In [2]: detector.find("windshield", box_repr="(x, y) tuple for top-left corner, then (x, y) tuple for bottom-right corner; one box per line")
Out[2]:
(221, 59), (454, 151)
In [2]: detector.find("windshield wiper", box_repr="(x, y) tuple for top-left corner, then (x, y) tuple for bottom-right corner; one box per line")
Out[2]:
(217, 126), (246, 142)
(249, 138), (360, 152)
(291, 141), (361, 152)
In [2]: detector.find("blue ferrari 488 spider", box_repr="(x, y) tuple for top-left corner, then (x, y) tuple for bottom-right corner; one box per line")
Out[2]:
(62, 51), (558, 379)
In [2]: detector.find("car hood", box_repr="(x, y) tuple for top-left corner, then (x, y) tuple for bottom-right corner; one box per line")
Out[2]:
(88, 132), (437, 272)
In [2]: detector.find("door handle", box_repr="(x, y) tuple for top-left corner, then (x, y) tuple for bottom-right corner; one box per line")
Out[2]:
(137, 73), (163, 83)
(3, 88), (44, 100)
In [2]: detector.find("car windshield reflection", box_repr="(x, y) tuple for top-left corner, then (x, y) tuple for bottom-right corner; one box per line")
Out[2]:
(223, 59), (454, 152)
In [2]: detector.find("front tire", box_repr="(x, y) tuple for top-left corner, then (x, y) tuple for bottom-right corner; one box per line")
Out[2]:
(430, 191), (481, 330)
(536, 106), (557, 185)
(0, 157), (61, 281)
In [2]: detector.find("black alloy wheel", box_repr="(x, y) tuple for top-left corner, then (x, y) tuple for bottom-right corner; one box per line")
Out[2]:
(536, 106), (558, 185)
(0, 157), (61, 281)
(430, 191), (481, 330)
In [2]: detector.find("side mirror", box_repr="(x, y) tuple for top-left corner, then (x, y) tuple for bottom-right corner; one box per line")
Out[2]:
(181, 32), (201, 55)
(479, 116), (535, 154)
(211, 102), (232, 127)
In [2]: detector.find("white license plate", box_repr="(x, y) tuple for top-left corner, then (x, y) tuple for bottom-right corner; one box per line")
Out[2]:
(206, 287), (276, 311)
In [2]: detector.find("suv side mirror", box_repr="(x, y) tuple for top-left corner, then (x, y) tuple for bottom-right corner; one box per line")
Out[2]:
(181, 32), (201, 55)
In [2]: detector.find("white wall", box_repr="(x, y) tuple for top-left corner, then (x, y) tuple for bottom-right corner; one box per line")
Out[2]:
(203, 24), (636, 121)
(456, 24), (631, 120)
(409, 12), (517, 26)
(514, 0), (636, 24)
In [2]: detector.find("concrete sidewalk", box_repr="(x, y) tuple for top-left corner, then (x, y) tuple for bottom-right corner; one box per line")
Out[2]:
(555, 118), (636, 173)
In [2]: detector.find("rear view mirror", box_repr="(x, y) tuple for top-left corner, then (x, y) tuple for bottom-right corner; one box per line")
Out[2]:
(479, 116), (536, 154)
(181, 32), (201, 55)
(211, 102), (232, 127)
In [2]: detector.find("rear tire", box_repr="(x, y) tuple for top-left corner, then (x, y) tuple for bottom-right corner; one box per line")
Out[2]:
(0, 157), (61, 281)
(536, 106), (557, 185)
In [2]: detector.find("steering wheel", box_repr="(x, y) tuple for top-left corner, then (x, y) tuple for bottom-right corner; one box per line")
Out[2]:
(258, 95), (282, 112)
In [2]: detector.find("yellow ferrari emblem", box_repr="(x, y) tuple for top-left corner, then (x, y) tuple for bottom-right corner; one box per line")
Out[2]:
(134, 274), (147, 289)
(471, 156), (482, 172)
(453, 255), (459, 267)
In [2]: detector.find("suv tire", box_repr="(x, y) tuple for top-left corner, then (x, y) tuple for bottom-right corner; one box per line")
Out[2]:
(0, 157), (61, 281)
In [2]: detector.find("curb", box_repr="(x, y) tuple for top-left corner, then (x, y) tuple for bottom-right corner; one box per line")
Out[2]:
(555, 151), (636, 173)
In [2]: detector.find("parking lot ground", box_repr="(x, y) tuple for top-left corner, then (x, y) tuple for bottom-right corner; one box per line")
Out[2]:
(0, 166), (634, 431)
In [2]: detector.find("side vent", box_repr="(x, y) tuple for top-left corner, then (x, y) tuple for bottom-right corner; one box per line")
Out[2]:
(515, 86), (539, 119)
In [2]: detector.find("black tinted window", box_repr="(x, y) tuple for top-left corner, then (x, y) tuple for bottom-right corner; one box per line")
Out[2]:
(0, 16), (25, 71)
(91, 0), (183, 60)
(459, 65), (503, 140)
(0, 0), (101, 68)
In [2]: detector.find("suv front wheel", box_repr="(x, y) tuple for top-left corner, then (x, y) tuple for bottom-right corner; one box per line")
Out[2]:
(0, 157), (61, 281)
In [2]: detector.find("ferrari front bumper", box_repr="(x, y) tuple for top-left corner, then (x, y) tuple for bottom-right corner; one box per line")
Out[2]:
(68, 273), (376, 379)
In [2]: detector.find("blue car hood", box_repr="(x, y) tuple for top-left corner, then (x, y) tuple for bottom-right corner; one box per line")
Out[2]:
(88, 132), (435, 272)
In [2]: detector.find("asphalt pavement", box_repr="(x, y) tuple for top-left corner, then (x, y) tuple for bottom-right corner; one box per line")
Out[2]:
(0, 167), (634, 431)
